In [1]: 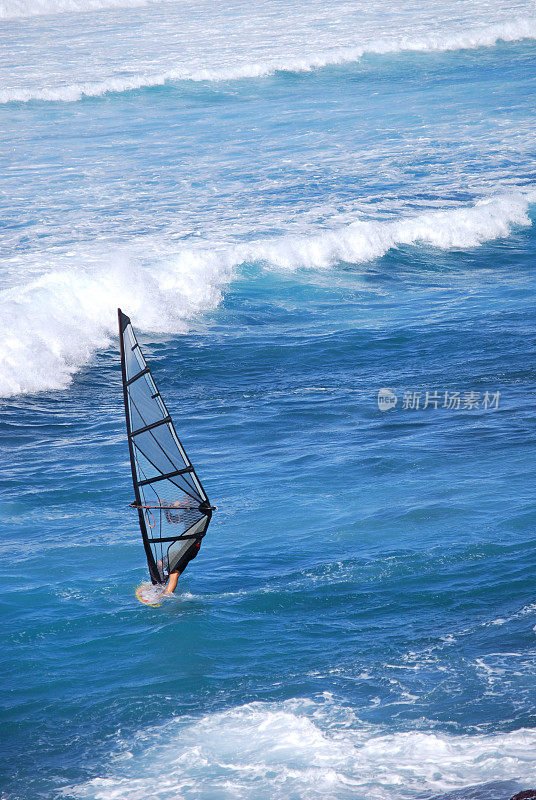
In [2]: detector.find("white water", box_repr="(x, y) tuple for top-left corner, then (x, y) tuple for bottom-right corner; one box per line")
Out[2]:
(2, 17), (536, 103)
(0, 192), (533, 398)
(0, 0), (151, 18)
(1, 0), (535, 103)
(68, 696), (536, 800)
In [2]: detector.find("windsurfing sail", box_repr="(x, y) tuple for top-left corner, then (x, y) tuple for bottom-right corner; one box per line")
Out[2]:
(118, 309), (214, 584)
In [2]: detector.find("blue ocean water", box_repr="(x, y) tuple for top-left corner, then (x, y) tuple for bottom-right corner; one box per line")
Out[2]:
(1, 1), (536, 798)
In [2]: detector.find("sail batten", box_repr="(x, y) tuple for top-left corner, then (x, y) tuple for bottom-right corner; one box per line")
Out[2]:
(137, 467), (194, 487)
(126, 366), (150, 385)
(118, 308), (213, 584)
(129, 416), (172, 438)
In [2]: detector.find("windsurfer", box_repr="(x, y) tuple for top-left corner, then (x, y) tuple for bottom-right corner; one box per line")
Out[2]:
(119, 310), (214, 601)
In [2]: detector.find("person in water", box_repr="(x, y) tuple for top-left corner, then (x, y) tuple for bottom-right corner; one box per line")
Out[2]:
(163, 538), (201, 595)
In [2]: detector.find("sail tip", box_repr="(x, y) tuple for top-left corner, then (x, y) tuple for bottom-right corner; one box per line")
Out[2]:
(118, 308), (131, 331)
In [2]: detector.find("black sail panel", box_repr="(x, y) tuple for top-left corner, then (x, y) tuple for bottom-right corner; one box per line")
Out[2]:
(118, 309), (212, 584)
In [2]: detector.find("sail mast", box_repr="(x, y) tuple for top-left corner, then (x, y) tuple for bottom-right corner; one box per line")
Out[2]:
(118, 309), (161, 583)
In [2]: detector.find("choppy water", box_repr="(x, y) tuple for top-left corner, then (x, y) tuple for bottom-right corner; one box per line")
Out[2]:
(1, 1), (536, 798)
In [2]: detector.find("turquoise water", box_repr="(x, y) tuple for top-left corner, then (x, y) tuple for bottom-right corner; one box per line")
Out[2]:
(1, 2), (536, 798)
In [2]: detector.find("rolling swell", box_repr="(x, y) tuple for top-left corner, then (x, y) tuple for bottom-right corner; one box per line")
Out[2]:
(1, 17), (535, 104)
(0, 191), (533, 398)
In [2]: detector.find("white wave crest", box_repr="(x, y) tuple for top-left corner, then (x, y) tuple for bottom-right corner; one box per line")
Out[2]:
(246, 192), (534, 270)
(0, 191), (533, 398)
(0, 248), (231, 398)
(2, 17), (535, 104)
(67, 696), (536, 799)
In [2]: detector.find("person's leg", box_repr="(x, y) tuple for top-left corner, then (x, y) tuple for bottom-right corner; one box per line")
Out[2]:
(163, 569), (180, 594)
(162, 541), (201, 594)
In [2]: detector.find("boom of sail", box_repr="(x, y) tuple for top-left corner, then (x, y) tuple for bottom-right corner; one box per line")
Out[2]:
(118, 309), (214, 584)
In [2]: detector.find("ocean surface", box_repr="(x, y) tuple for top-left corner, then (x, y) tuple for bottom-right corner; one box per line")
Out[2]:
(1, 1), (536, 798)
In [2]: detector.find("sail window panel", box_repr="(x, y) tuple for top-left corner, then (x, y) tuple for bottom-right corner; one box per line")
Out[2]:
(132, 439), (173, 485)
(135, 424), (190, 472)
(129, 377), (167, 426)
(131, 430), (201, 499)
(181, 512), (208, 538)
(124, 344), (145, 382)
(140, 475), (202, 506)
(131, 428), (197, 491)
(132, 430), (177, 477)
(162, 507), (205, 539)
(141, 477), (202, 507)
(130, 444), (156, 480)
(127, 392), (155, 434)
(185, 469), (207, 502)
(143, 507), (204, 542)
(128, 377), (167, 430)
(127, 400), (145, 435)
(128, 364), (156, 397)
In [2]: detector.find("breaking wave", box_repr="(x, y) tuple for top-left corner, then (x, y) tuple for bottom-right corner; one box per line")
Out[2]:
(67, 696), (536, 800)
(0, 191), (533, 398)
(2, 17), (535, 103)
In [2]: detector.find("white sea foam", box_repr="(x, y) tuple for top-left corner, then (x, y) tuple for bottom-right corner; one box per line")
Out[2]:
(2, 17), (535, 104)
(0, 247), (230, 397)
(0, 191), (533, 398)
(246, 191), (535, 270)
(67, 696), (536, 800)
(135, 581), (165, 605)
(0, 0), (153, 18)
(488, 602), (536, 626)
